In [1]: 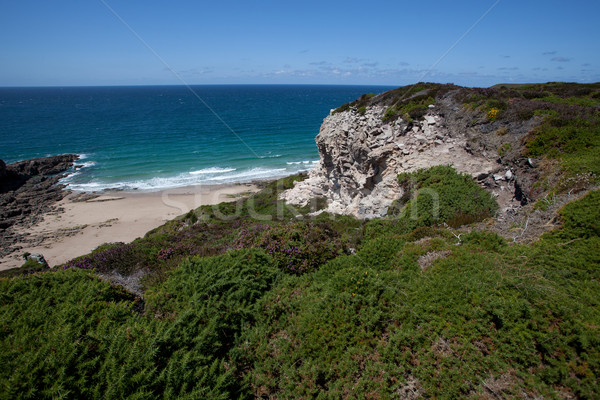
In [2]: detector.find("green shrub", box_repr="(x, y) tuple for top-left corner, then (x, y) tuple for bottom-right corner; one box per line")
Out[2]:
(184, 209), (198, 224)
(382, 96), (434, 123)
(332, 102), (351, 114)
(541, 190), (600, 242)
(332, 93), (375, 115)
(382, 105), (400, 122)
(0, 251), (282, 399)
(393, 165), (498, 229)
(525, 116), (600, 190)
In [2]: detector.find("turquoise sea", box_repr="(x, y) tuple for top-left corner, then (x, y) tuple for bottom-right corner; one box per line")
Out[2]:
(0, 85), (393, 191)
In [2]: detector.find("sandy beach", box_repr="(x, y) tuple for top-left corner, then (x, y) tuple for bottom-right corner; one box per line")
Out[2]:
(0, 183), (258, 271)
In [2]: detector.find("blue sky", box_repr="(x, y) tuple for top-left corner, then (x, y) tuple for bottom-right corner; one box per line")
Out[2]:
(1, 0), (599, 87)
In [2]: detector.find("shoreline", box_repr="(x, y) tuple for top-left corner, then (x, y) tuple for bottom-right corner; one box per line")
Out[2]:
(0, 182), (259, 271)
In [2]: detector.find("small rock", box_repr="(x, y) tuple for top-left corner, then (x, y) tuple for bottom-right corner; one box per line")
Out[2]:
(528, 158), (536, 168)
(424, 115), (436, 125)
(428, 104), (435, 108)
(493, 174), (504, 182)
(505, 170), (513, 181)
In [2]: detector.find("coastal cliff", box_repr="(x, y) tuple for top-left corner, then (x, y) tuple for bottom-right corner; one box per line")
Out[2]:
(282, 84), (543, 218)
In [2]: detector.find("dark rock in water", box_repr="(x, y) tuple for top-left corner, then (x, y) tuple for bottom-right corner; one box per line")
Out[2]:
(0, 154), (77, 194)
(4, 154), (79, 180)
(0, 154), (79, 260)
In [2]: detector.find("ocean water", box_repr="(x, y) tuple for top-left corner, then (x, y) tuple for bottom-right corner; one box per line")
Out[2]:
(0, 85), (394, 191)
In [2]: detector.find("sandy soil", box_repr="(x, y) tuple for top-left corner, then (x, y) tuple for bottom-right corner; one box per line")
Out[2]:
(0, 183), (258, 271)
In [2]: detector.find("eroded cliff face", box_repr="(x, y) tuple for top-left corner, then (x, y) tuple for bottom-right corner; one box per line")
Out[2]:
(281, 90), (533, 219)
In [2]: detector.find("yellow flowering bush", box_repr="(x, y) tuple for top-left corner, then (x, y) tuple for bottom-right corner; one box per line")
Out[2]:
(487, 107), (500, 120)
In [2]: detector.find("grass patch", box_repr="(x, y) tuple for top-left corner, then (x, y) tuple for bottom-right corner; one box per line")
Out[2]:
(382, 96), (435, 123)
(332, 93), (376, 114)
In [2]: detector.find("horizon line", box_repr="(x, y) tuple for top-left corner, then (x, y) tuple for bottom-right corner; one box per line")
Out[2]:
(0, 80), (598, 90)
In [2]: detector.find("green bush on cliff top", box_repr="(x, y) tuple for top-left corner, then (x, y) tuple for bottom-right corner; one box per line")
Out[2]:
(368, 165), (498, 239)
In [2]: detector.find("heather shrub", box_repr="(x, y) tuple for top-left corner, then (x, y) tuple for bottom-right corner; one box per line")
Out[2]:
(233, 221), (346, 274)
(62, 242), (145, 275)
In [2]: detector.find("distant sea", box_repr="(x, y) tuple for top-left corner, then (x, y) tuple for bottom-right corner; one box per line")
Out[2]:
(0, 85), (394, 191)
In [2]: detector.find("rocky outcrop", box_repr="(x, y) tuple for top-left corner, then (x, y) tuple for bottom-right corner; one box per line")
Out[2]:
(282, 89), (536, 219)
(6, 154), (80, 178)
(0, 154), (79, 259)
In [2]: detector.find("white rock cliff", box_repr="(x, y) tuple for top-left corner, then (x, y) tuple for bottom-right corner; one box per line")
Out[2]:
(281, 104), (497, 218)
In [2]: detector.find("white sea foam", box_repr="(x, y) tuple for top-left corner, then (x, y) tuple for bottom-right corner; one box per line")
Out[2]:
(80, 161), (96, 168)
(189, 167), (236, 175)
(286, 160), (319, 165)
(65, 166), (299, 192)
(205, 167), (287, 183)
(258, 154), (282, 159)
(59, 158), (97, 185)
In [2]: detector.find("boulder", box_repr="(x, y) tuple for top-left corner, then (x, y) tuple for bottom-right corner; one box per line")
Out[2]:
(424, 115), (437, 125)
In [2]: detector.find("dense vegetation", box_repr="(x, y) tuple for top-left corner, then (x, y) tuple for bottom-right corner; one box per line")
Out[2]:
(1, 83), (599, 399)
(459, 82), (600, 195)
